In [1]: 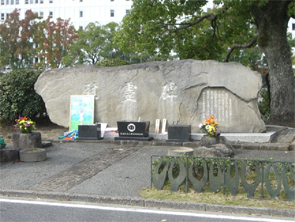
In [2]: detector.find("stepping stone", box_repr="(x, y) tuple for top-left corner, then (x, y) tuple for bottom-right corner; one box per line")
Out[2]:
(168, 147), (194, 156)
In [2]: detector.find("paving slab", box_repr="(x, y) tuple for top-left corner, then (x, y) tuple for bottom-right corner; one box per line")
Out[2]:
(68, 146), (172, 197)
(32, 146), (142, 193)
(0, 143), (110, 190)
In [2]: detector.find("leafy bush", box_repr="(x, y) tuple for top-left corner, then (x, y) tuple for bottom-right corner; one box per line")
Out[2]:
(96, 57), (130, 67)
(0, 69), (46, 123)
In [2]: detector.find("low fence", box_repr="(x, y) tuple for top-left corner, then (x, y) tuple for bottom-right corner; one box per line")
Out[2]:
(151, 156), (295, 201)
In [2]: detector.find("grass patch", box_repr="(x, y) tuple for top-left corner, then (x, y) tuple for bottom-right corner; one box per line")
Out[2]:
(140, 187), (295, 209)
(151, 156), (295, 203)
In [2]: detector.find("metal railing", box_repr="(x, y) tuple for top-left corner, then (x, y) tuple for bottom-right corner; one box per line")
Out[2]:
(151, 155), (295, 201)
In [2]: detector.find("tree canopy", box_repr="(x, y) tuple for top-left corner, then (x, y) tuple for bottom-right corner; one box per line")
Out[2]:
(35, 17), (78, 69)
(0, 10), (39, 70)
(115, 0), (295, 127)
(0, 9), (78, 71)
(63, 22), (117, 66)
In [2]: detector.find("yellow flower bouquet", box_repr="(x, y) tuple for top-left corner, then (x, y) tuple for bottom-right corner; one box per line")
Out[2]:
(199, 115), (220, 137)
(14, 116), (36, 133)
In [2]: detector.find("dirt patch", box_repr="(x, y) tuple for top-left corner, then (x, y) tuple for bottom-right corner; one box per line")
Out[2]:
(34, 122), (68, 140)
(37, 126), (68, 141)
(0, 121), (68, 142)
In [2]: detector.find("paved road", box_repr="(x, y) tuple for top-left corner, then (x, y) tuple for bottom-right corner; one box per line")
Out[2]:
(1, 198), (293, 222)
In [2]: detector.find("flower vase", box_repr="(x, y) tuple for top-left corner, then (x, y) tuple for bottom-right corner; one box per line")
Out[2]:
(20, 128), (32, 134)
(12, 132), (42, 149)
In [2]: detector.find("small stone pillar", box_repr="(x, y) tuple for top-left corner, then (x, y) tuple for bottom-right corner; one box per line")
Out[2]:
(12, 132), (42, 149)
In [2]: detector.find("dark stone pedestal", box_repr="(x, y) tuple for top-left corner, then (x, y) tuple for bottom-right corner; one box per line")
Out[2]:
(77, 124), (102, 140)
(166, 125), (191, 142)
(0, 148), (20, 162)
(200, 135), (231, 147)
(115, 121), (153, 141)
(195, 136), (235, 158)
(12, 132), (42, 149)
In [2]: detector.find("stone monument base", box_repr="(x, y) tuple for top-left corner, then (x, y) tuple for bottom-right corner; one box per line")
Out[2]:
(114, 136), (153, 141)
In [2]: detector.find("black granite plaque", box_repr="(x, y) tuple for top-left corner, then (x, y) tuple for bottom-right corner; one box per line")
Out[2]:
(115, 121), (153, 141)
(77, 124), (102, 140)
(166, 125), (191, 142)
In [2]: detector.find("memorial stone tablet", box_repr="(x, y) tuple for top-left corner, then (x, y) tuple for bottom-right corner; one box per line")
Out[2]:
(166, 125), (191, 142)
(115, 121), (153, 141)
(77, 124), (102, 140)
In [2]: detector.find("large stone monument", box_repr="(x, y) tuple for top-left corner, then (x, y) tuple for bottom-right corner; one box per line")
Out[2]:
(34, 60), (265, 133)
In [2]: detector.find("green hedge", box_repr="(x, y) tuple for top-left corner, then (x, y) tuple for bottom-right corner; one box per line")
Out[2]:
(0, 69), (46, 123)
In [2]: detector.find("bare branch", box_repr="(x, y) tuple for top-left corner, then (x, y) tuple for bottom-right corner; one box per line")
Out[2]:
(159, 13), (221, 52)
(224, 35), (258, 62)
(164, 14), (216, 32)
(199, 19), (217, 50)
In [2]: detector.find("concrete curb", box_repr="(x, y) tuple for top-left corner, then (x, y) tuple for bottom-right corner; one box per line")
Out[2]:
(0, 189), (294, 218)
(48, 139), (292, 151)
(231, 143), (290, 151)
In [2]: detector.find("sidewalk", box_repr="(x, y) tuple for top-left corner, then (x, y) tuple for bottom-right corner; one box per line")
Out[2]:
(0, 129), (295, 218)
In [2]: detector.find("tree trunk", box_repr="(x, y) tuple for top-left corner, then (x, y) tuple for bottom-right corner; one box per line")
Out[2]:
(251, 2), (295, 127)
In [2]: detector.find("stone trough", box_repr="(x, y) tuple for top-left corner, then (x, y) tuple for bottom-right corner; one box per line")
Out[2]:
(19, 148), (47, 162)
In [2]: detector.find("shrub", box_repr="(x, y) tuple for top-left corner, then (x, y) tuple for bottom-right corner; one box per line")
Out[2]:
(96, 57), (130, 67)
(0, 69), (46, 123)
